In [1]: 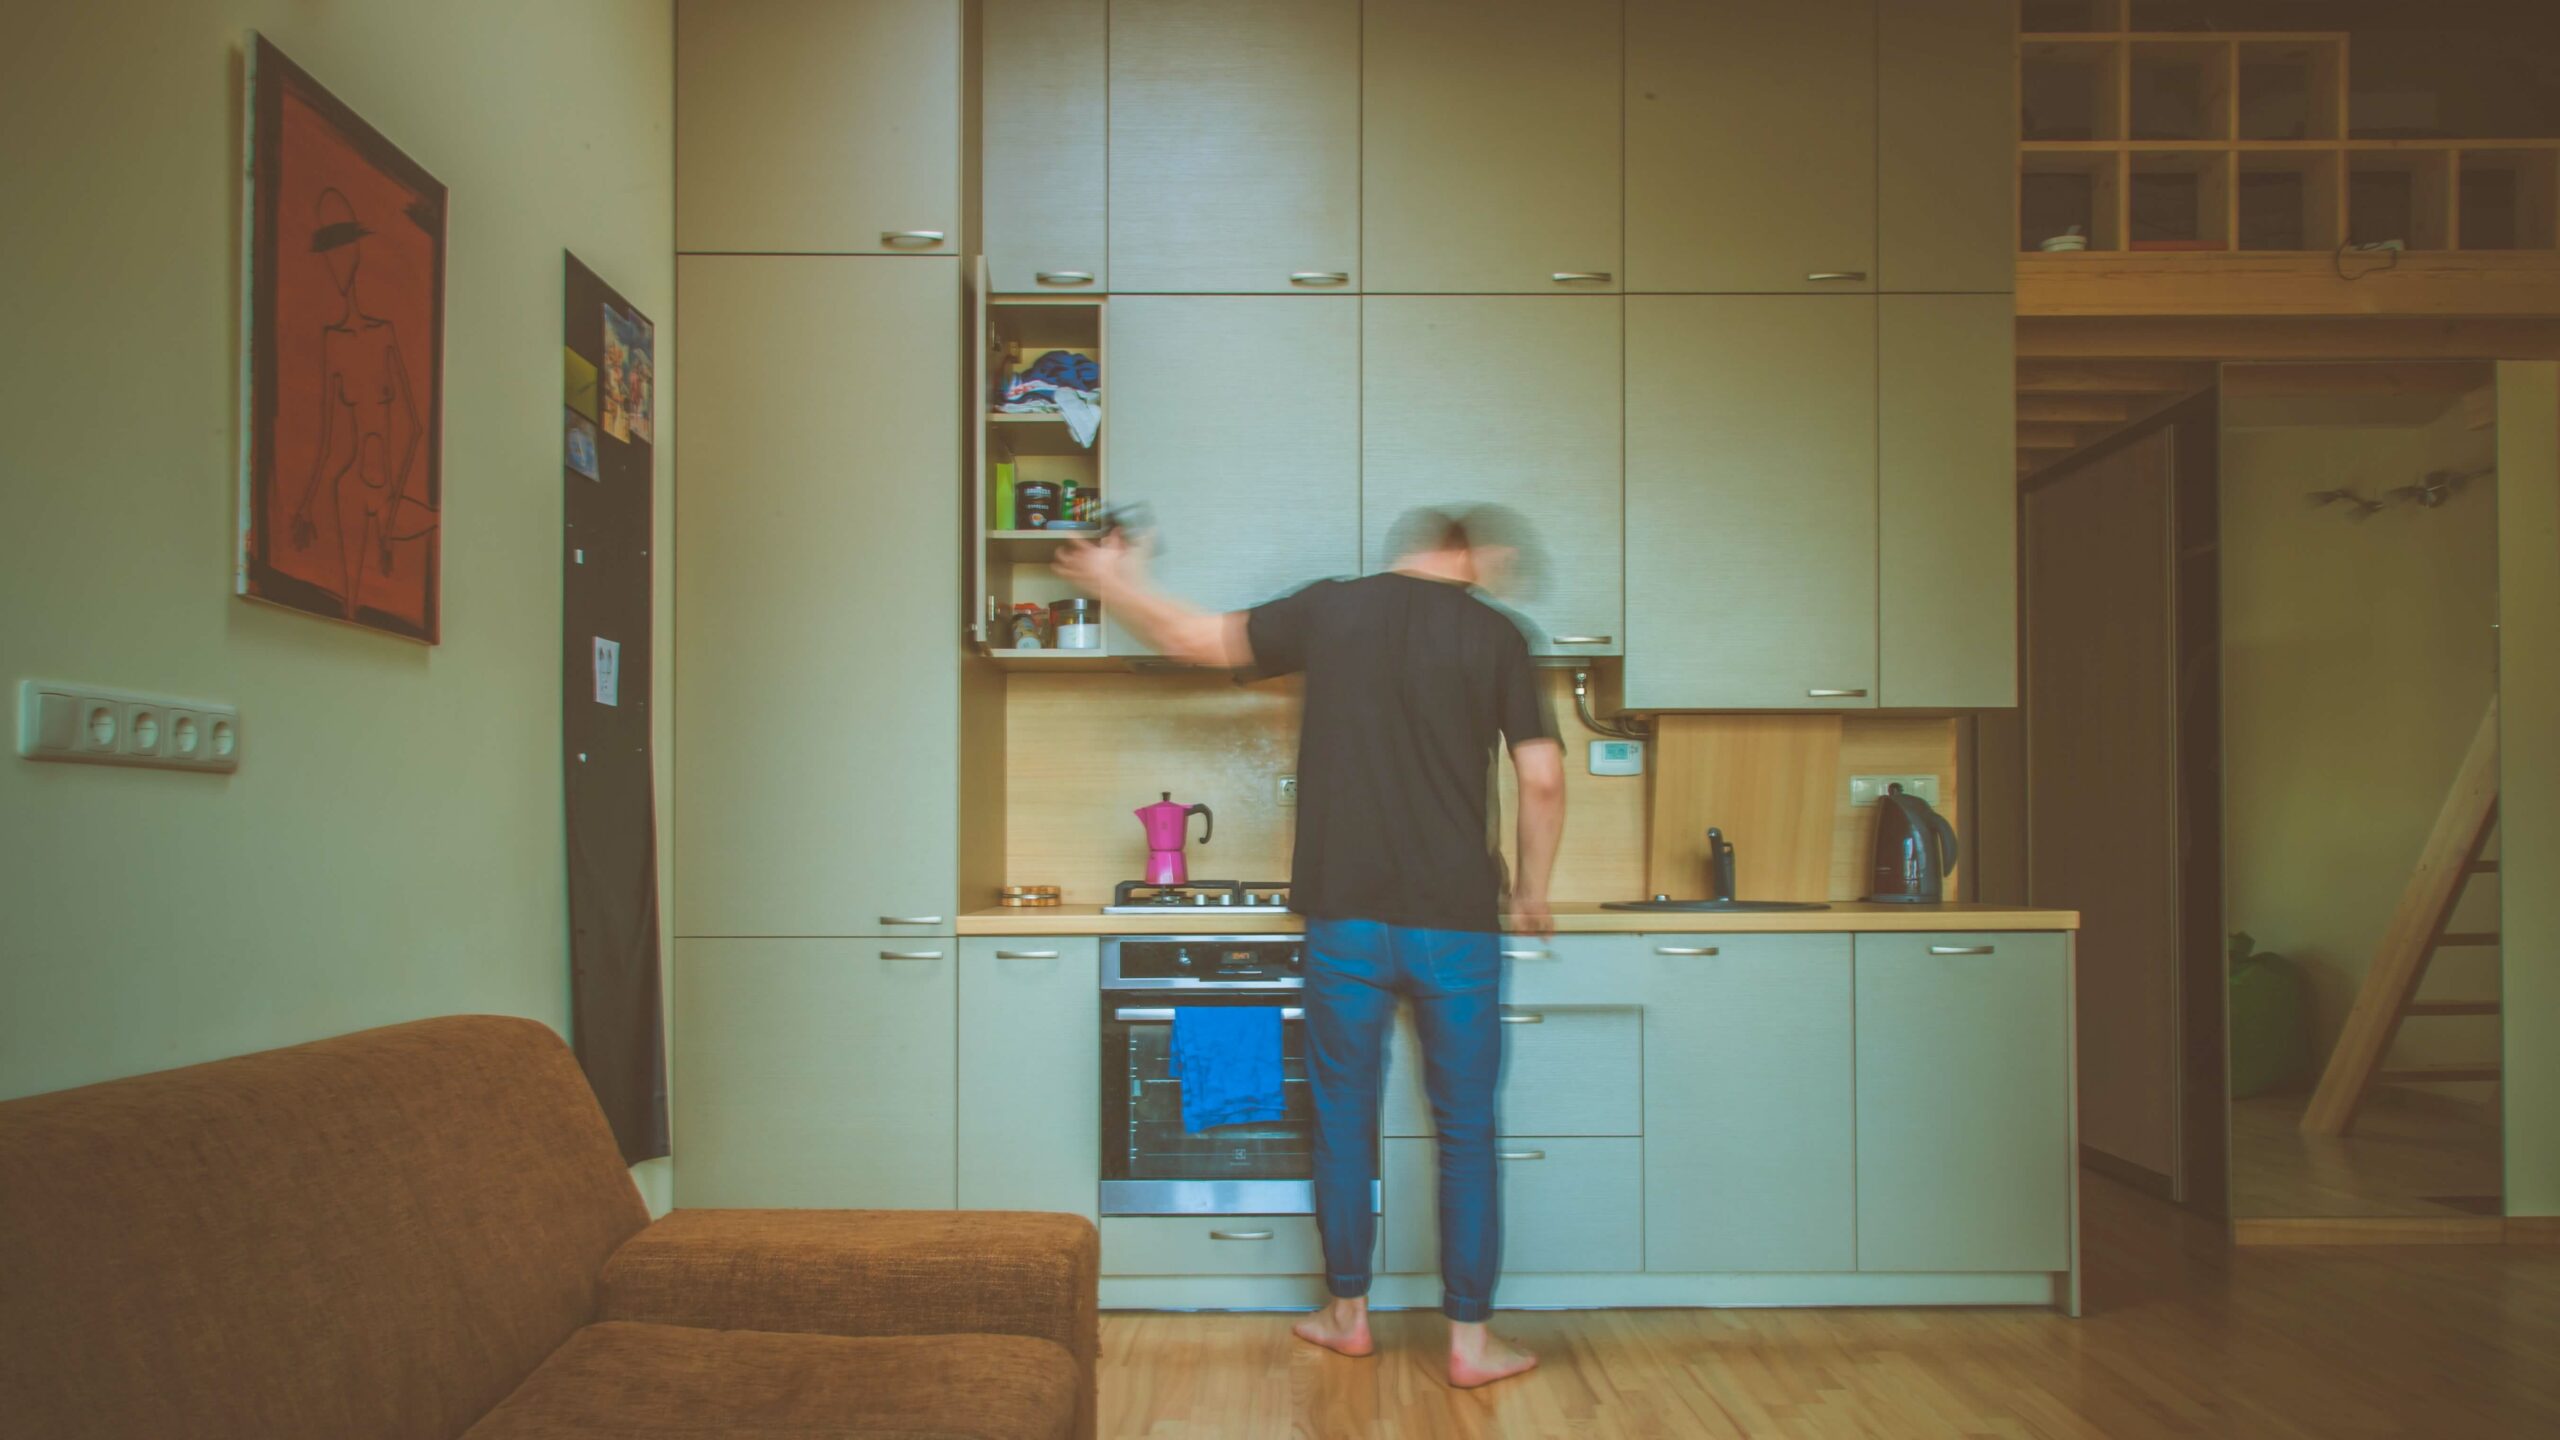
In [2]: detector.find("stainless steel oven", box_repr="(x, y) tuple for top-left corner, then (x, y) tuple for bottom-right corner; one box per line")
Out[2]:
(1100, 935), (1326, 1216)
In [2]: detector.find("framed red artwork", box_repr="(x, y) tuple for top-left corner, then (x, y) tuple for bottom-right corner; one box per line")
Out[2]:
(239, 33), (447, 642)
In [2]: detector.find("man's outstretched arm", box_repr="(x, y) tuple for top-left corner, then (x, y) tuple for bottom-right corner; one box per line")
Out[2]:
(1510, 738), (1566, 939)
(1052, 536), (1253, 670)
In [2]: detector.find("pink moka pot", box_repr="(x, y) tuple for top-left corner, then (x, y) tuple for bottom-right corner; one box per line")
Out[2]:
(1135, 792), (1214, 886)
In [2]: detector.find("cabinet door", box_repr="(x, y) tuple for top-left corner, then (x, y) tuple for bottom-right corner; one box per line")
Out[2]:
(1878, 0), (2015, 292)
(984, 0), (1106, 293)
(673, 939), (958, 1209)
(1109, 0), (1359, 294)
(1383, 1137), (1642, 1274)
(1362, 298), (1623, 656)
(1855, 933), (2072, 1272)
(1384, 1005), (1641, 1139)
(1627, 0), (1876, 293)
(677, 0), (960, 255)
(1880, 295), (2017, 708)
(1362, 0), (1622, 293)
(1641, 935), (1855, 1273)
(1625, 296), (1877, 709)
(1104, 297), (1360, 655)
(959, 938), (1100, 1215)
(676, 257), (959, 936)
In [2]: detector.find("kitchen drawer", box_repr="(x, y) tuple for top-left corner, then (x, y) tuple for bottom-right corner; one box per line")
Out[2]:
(1102, 1215), (1337, 1276)
(1489, 932), (1646, 1006)
(1384, 1136), (1642, 1274)
(1385, 1004), (1640, 1139)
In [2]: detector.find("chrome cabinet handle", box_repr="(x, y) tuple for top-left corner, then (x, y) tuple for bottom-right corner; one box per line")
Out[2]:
(1807, 689), (1868, 698)
(880, 950), (944, 961)
(1550, 635), (1613, 646)
(1290, 271), (1350, 287)
(1210, 1229), (1275, 1241)
(881, 230), (946, 248)
(881, 916), (945, 926)
(1807, 271), (1868, 282)
(1498, 1012), (1544, 1025)
(993, 949), (1060, 960)
(1551, 271), (1613, 283)
(1114, 1007), (1306, 1022)
(1655, 945), (1720, 956)
(1930, 945), (1997, 956)
(1501, 948), (1552, 960)
(1035, 271), (1094, 286)
(1498, 1149), (1547, 1162)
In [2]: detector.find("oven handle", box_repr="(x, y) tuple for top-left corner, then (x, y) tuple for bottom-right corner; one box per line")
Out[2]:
(1112, 1006), (1305, 1023)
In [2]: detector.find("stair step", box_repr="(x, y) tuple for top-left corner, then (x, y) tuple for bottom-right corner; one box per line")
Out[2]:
(2403, 1000), (2501, 1017)
(2378, 1064), (2502, 1084)
(2436, 931), (2501, 947)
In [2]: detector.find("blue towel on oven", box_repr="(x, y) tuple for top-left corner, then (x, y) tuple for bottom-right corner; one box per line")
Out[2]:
(1170, 1006), (1287, 1133)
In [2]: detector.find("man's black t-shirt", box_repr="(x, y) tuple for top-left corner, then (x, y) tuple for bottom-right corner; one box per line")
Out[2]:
(1246, 572), (1560, 934)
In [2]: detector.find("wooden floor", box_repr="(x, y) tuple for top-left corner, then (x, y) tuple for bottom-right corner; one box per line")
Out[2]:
(2230, 1086), (2502, 1220)
(1096, 1173), (2560, 1439)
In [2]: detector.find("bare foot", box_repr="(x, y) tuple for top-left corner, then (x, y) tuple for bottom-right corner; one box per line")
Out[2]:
(1291, 1297), (1375, 1358)
(1447, 1320), (1538, 1389)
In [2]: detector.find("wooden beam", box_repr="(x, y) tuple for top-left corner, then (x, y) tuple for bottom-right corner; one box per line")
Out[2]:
(2020, 316), (2560, 361)
(2220, 362), (2493, 399)
(2016, 359), (2213, 394)
(2016, 394), (2136, 423)
(2017, 252), (2560, 320)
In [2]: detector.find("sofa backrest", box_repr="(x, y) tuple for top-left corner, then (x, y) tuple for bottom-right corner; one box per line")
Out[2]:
(0, 1015), (652, 1440)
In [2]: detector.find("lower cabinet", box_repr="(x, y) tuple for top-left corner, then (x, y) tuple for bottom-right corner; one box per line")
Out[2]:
(1102, 1215), (1333, 1276)
(1855, 932), (2074, 1272)
(673, 938), (957, 1209)
(1383, 1136), (1643, 1275)
(1383, 1003), (1641, 1139)
(1641, 934), (1857, 1273)
(958, 937), (1099, 1217)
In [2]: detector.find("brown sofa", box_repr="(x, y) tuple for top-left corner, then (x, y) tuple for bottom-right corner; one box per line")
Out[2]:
(0, 1015), (1096, 1440)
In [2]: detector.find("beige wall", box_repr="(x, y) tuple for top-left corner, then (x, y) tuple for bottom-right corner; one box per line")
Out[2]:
(2499, 363), (2560, 1218)
(0, 0), (677, 1207)
(2221, 398), (2501, 1102)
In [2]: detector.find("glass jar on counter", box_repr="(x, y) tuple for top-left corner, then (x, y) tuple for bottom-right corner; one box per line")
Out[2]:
(1050, 597), (1101, 650)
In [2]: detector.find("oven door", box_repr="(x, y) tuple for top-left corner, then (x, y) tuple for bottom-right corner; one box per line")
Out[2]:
(1100, 993), (1317, 1215)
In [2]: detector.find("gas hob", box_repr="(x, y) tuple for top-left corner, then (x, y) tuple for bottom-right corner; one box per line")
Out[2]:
(1101, 879), (1293, 916)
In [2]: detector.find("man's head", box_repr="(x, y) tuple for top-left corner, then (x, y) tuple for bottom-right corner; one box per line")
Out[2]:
(1385, 504), (1538, 595)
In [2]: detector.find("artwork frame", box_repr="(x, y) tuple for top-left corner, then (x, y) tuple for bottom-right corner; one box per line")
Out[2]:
(239, 32), (448, 643)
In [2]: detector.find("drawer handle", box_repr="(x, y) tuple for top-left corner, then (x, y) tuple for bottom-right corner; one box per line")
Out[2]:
(1551, 271), (1613, 284)
(1499, 1012), (1544, 1025)
(1655, 945), (1720, 957)
(1289, 271), (1350, 287)
(1550, 635), (1613, 646)
(1501, 948), (1552, 960)
(994, 949), (1060, 960)
(1807, 271), (1869, 282)
(1209, 1229), (1275, 1241)
(1807, 689), (1868, 699)
(1499, 1149), (1547, 1162)
(1930, 945), (1997, 956)
(880, 950), (944, 961)
(881, 230), (946, 248)
(1114, 1007), (1306, 1022)
(1034, 271), (1094, 286)
(881, 915), (945, 926)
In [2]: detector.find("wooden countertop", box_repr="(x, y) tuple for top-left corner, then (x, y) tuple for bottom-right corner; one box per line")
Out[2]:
(957, 902), (2079, 936)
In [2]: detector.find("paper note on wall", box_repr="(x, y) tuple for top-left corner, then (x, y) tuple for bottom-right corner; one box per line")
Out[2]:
(593, 637), (620, 707)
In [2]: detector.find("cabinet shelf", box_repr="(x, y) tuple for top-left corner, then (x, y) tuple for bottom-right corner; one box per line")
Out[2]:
(987, 412), (1100, 456)
(987, 648), (1119, 672)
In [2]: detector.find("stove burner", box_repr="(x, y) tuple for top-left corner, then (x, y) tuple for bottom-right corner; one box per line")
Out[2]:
(1105, 879), (1293, 913)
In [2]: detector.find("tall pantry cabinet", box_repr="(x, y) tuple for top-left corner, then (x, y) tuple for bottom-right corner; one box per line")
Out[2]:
(672, 0), (966, 1210)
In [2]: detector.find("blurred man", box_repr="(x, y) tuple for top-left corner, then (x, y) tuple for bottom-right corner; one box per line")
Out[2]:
(1055, 506), (1564, 1389)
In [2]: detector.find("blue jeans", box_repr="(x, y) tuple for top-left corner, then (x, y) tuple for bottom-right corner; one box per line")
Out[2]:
(1303, 917), (1502, 1323)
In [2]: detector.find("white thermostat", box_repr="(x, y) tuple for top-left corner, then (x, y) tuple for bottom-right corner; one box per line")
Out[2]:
(1587, 738), (1645, 776)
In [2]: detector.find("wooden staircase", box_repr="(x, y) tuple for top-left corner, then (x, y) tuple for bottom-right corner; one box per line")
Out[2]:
(2299, 699), (2503, 1137)
(2016, 359), (2215, 480)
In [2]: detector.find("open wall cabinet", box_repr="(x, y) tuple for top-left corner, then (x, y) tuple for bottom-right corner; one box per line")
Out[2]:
(970, 258), (1112, 667)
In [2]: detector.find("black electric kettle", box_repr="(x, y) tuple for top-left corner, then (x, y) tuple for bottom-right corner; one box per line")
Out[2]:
(1867, 784), (1957, 903)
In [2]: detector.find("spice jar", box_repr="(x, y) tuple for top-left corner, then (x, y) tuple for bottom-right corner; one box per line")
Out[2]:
(1009, 602), (1050, 649)
(1050, 597), (1101, 651)
(1015, 480), (1060, 529)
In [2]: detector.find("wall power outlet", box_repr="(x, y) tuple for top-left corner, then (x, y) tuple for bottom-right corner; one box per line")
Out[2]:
(1849, 774), (1939, 807)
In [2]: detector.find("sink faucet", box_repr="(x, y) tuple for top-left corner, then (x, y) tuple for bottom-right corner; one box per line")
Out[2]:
(1706, 828), (1737, 903)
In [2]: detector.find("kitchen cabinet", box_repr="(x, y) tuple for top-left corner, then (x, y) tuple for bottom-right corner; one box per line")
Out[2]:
(1641, 935), (1856, 1272)
(1362, 298), (1623, 656)
(1625, 295), (1878, 709)
(958, 938), (1099, 1217)
(1102, 297), (1359, 655)
(1854, 933), (2073, 1273)
(1383, 1004), (1641, 1139)
(1627, 0), (1877, 294)
(983, 0), (1106, 293)
(1108, 0), (1359, 294)
(1383, 1137), (1643, 1275)
(1879, 0), (2016, 293)
(676, 256), (959, 936)
(1362, 0), (1622, 293)
(1880, 295), (2018, 708)
(673, 939), (957, 1209)
(676, 0), (961, 255)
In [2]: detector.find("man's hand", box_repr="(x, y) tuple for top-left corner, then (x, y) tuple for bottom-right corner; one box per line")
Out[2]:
(1052, 532), (1144, 599)
(1510, 890), (1556, 940)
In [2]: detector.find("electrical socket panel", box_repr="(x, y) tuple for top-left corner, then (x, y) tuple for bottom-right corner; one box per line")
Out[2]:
(1849, 773), (1939, 807)
(18, 680), (240, 773)
(1276, 775), (1298, 807)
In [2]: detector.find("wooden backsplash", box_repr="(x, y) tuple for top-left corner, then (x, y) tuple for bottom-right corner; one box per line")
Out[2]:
(999, 672), (1958, 906)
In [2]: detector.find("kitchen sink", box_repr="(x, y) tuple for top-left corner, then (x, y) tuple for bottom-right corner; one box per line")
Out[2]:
(1601, 898), (1832, 913)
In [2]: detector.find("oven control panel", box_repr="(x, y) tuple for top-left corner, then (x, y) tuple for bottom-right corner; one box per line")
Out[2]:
(1105, 937), (1303, 985)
